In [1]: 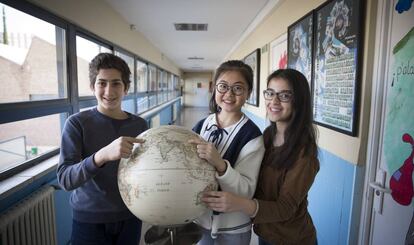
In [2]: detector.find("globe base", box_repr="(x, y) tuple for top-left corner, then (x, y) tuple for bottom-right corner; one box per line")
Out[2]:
(144, 222), (202, 245)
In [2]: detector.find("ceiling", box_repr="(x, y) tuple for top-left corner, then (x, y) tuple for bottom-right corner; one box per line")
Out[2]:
(104, 0), (281, 72)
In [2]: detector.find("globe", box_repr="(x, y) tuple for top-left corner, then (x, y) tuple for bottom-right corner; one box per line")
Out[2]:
(118, 125), (218, 226)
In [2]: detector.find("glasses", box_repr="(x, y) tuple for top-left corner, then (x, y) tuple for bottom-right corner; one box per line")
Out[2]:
(216, 83), (246, 96)
(263, 89), (293, 102)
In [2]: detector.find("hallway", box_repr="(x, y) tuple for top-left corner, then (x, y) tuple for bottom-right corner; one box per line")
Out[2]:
(176, 106), (210, 130)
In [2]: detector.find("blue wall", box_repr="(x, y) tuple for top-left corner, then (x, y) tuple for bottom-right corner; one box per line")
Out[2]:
(243, 109), (364, 245)
(308, 149), (364, 245)
(0, 171), (72, 245)
(159, 105), (172, 125)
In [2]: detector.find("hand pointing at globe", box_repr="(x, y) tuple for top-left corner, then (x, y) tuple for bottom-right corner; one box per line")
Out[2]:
(94, 136), (145, 167)
(188, 138), (227, 175)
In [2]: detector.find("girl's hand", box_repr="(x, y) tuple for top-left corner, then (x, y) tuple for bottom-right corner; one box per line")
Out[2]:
(188, 138), (227, 174)
(94, 136), (145, 167)
(201, 191), (246, 213)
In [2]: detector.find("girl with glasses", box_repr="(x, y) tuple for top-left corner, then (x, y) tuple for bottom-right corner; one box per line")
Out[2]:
(201, 69), (319, 245)
(189, 60), (265, 245)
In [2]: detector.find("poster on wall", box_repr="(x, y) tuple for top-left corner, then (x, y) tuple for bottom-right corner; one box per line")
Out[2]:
(383, 27), (414, 207)
(312, 0), (363, 136)
(287, 11), (313, 84)
(269, 33), (287, 72)
(244, 49), (261, 107)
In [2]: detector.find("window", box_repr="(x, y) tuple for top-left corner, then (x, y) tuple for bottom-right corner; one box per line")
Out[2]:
(157, 69), (165, 104)
(167, 73), (174, 100)
(0, 3), (67, 103)
(0, 0), (181, 180)
(148, 65), (158, 108)
(136, 59), (147, 92)
(121, 99), (135, 114)
(161, 71), (168, 103)
(115, 50), (135, 94)
(136, 59), (149, 113)
(0, 113), (66, 176)
(148, 64), (157, 92)
(0, 2), (68, 179)
(172, 75), (180, 98)
(137, 96), (149, 113)
(76, 35), (111, 97)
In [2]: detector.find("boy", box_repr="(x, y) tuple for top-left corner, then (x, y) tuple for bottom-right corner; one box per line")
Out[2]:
(57, 53), (148, 245)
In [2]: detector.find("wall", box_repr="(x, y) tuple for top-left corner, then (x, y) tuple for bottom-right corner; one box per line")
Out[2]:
(228, 0), (377, 166)
(182, 72), (212, 107)
(229, 0), (378, 244)
(28, 0), (181, 76)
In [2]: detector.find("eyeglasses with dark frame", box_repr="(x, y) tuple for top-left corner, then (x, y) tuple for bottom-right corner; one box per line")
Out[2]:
(216, 83), (246, 96)
(263, 89), (293, 102)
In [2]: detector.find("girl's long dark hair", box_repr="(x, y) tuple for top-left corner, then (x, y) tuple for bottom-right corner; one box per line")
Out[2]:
(263, 69), (318, 169)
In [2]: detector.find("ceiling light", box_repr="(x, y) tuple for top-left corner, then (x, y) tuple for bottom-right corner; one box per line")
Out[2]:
(174, 23), (208, 31)
(188, 57), (204, 60)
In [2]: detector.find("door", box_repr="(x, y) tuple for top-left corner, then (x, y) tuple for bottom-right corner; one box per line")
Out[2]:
(362, 1), (414, 244)
(183, 80), (209, 107)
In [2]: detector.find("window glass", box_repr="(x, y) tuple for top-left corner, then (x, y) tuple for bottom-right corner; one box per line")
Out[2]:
(137, 95), (149, 113)
(0, 3), (67, 103)
(157, 69), (164, 104)
(149, 94), (157, 108)
(158, 70), (166, 91)
(115, 51), (135, 94)
(121, 99), (135, 114)
(136, 60), (147, 92)
(0, 113), (65, 173)
(148, 65), (157, 92)
(167, 73), (173, 100)
(76, 35), (111, 96)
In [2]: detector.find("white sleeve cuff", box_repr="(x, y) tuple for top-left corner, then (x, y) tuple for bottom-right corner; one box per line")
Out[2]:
(215, 160), (230, 178)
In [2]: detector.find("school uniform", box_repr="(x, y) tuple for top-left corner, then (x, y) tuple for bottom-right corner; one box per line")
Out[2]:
(193, 113), (265, 244)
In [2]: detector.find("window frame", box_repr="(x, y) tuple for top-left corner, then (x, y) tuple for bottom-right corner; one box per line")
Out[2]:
(0, 0), (181, 181)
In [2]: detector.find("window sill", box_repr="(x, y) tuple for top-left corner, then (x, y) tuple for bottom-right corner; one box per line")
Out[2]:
(0, 155), (59, 200)
(140, 97), (180, 120)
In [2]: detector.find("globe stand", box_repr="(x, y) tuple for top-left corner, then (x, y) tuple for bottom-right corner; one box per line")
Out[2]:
(144, 223), (202, 245)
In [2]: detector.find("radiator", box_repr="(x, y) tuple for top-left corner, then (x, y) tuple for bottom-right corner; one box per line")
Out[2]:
(0, 186), (57, 245)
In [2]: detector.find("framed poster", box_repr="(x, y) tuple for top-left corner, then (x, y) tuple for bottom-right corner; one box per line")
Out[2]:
(244, 48), (261, 107)
(287, 11), (314, 84)
(269, 33), (287, 72)
(312, 0), (363, 136)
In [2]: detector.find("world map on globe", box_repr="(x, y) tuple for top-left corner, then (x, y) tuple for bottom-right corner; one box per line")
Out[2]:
(118, 125), (218, 226)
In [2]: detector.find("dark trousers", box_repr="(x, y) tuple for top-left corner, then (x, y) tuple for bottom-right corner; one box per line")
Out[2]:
(71, 218), (142, 245)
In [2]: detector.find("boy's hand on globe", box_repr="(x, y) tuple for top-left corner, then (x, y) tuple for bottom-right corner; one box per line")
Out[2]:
(188, 138), (227, 174)
(94, 136), (145, 167)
